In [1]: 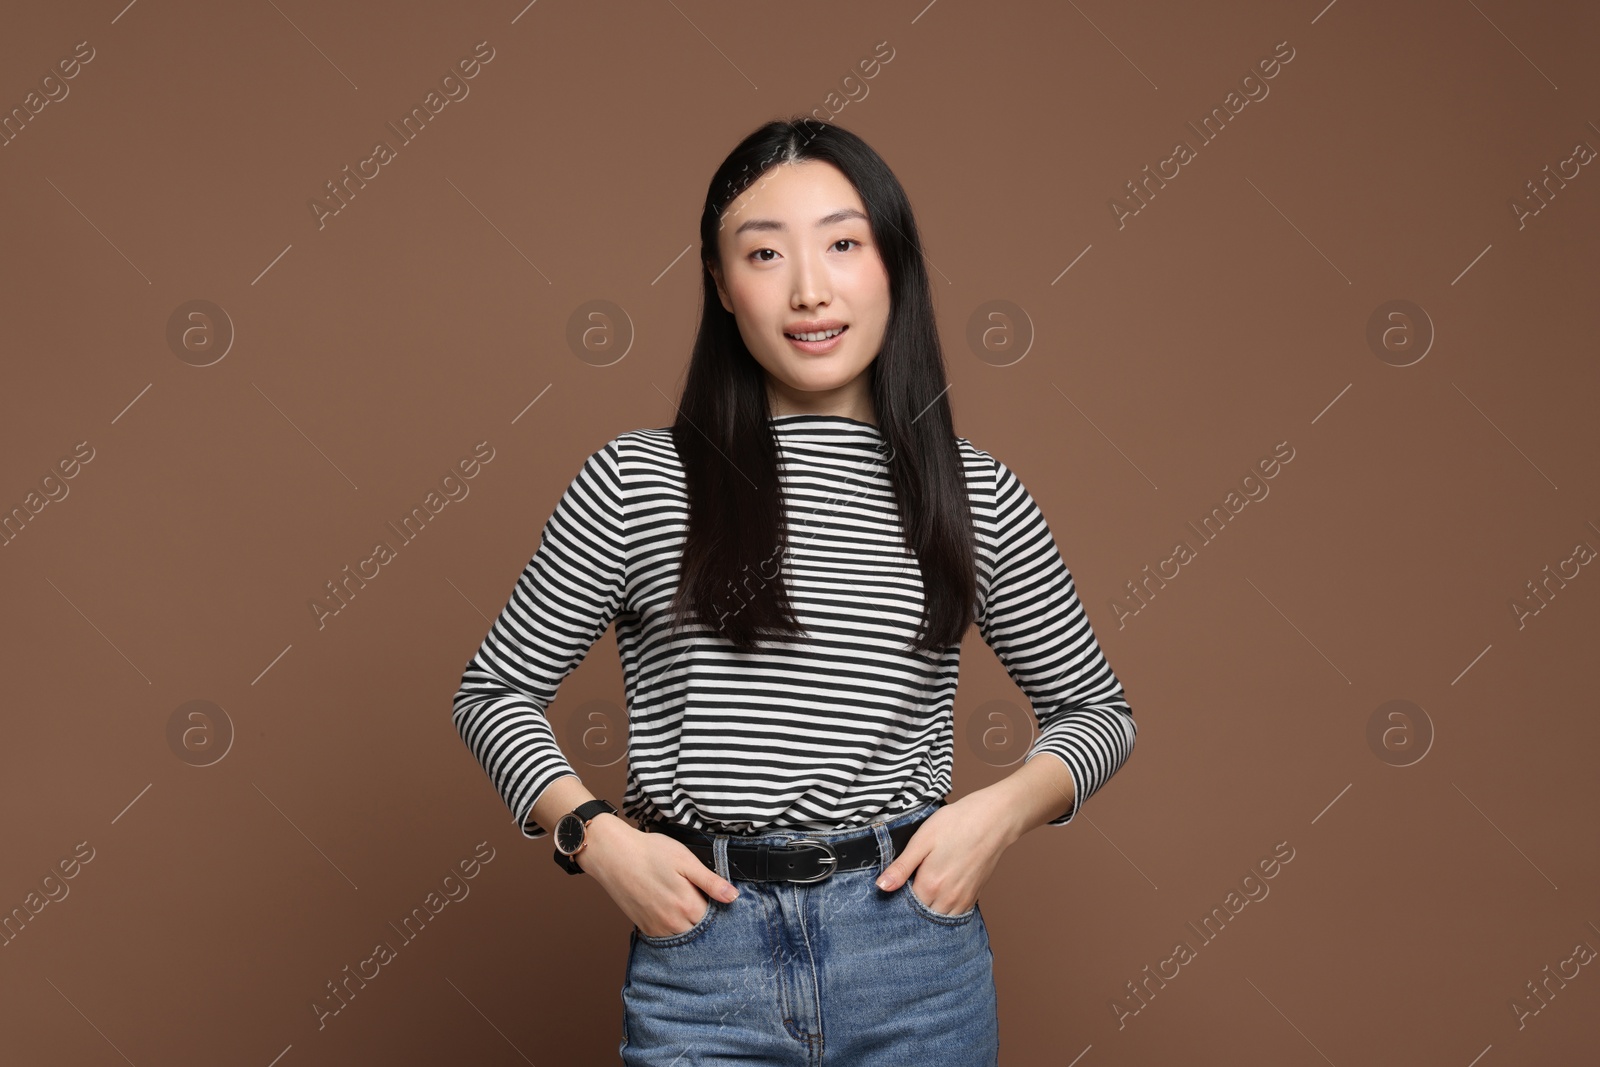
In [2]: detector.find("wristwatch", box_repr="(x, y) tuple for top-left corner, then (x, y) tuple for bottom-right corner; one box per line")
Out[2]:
(552, 798), (619, 875)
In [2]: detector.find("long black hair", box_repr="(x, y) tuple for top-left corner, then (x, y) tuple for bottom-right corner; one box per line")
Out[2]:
(669, 117), (977, 655)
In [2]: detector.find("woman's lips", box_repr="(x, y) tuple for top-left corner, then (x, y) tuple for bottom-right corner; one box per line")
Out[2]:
(784, 324), (848, 354)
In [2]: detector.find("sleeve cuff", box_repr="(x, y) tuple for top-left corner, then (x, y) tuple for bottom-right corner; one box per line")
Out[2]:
(511, 766), (579, 840)
(518, 800), (549, 840)
(1023, 749), (1083, 826)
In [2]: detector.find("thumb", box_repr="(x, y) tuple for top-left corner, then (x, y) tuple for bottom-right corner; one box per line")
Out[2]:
(687, 862), (741, 903)
(876, 844), (925, 891)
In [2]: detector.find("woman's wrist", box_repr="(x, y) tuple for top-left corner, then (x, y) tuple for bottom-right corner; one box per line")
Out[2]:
(576, 811), (635, 872)
(979, 753), (1077, 845)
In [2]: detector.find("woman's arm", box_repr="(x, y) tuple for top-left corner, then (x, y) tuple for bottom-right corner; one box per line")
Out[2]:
(980, 750), (1078, 845)
(873, 452), (1137, 909)
(973, 453), (1138, 828)
(451, 441), (627, 839)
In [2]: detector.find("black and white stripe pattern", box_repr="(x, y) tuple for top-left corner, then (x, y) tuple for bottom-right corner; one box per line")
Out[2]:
(453, 414), (1136, 839)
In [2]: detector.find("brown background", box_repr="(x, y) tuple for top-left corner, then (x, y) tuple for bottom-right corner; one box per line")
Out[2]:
(2, 1), (1597, 1063)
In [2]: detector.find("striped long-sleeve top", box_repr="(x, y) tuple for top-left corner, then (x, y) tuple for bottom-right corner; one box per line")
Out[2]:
(452, 414), (1137, 840)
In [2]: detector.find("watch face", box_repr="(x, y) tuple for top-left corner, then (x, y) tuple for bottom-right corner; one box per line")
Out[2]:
(555, 814), (585, 855)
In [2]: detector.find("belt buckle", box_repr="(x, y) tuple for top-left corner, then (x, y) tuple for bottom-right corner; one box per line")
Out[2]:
(783, 838), (838, 883)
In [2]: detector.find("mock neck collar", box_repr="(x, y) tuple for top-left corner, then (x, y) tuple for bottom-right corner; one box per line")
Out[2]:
(769, 413), (881, 431)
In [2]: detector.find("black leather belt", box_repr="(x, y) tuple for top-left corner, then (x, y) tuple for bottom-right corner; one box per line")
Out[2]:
(643, 802), (940, 884)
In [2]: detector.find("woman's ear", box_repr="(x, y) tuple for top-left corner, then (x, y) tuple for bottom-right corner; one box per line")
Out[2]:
(707, 261), (734, 315)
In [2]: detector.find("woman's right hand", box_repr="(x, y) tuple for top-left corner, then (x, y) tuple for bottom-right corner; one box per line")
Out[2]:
(576, 815), (740, 938)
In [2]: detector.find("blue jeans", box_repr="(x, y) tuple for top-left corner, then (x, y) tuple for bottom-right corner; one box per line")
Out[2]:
(619, 800), (1000, 1065)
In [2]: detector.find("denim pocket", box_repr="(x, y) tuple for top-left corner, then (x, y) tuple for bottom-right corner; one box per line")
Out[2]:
(904, 875), (978, 925)
(635, 897), (718, 947)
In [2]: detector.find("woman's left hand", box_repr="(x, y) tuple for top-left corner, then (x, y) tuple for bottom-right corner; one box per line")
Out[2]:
(874, 789), (1019, 915)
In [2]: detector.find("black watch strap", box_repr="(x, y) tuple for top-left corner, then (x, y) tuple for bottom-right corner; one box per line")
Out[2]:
(572, 798), (618, 824)
(552, 798), (619, 875)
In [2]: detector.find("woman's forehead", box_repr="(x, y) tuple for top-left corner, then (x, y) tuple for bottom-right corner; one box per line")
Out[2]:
(720, 162), (865, 237)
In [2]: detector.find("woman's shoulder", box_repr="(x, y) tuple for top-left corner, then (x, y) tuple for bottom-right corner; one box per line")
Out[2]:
(954, 434), (990, 461)
(954, 434), (1004, 484)
(588, 426), (685, 484)
(599, 424), (677, 454)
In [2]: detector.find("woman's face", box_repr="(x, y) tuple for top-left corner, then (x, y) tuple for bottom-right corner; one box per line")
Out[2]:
(709, 160), (890, 422)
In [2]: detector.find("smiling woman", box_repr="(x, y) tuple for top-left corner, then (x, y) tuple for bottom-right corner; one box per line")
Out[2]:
(450, 116), (1138, 1067)
(707, 163), (889, 428)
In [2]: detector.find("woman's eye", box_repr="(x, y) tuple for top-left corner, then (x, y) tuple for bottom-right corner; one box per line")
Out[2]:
(749, 239), (859, 263)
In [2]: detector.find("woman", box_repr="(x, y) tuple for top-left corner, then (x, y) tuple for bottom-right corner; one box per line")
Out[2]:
(452, 117), (1137, 1065)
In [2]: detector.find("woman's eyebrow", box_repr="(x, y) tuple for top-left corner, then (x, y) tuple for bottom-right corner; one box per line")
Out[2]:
(733, 207), (868, 236)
